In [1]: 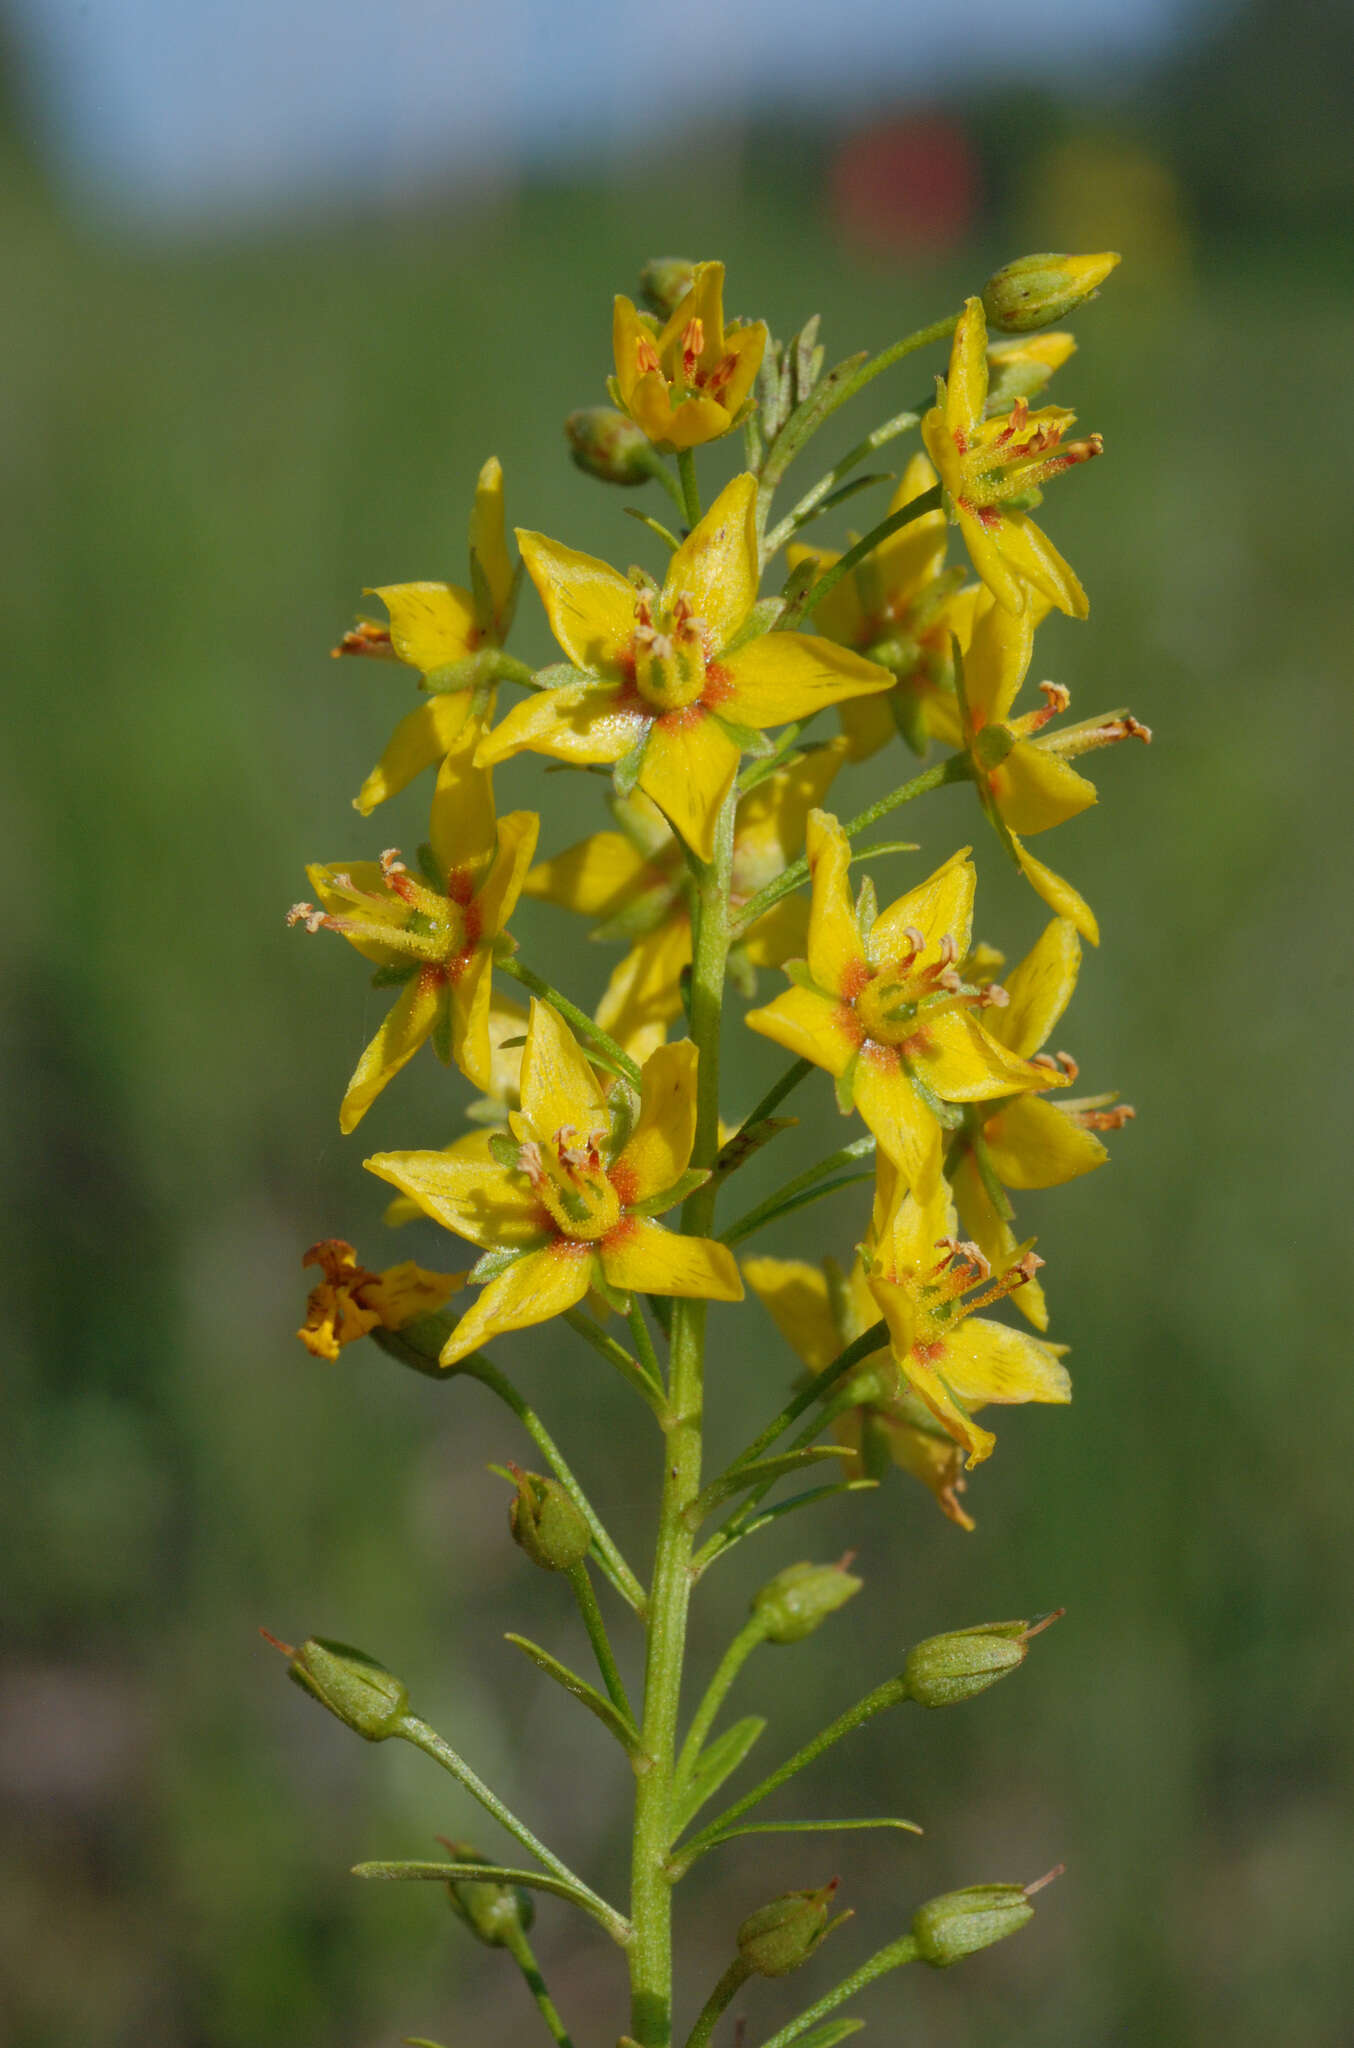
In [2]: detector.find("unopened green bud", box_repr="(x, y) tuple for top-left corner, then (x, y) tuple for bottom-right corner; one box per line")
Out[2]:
(508, 1467), (592, 1572)
(903, 1612), (1059, 1708)
(982, 251), (1120, 333)
(440, 1839), (535, 1947)
(639, 256), (697, 318)
(752, 1558), (863, 1645)
(737, 1880), (847, 1977)
(566, 407), (660, 487)
(268, 1632), (409, 1741)
(912, 1877), (1050, 1966)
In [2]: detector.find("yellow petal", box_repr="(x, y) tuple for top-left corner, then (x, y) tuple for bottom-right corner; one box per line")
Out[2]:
(955, 506), (1028, 616)
(600, 1217), (743, 1301)
(920, 406), (964, 502)
(515, 530), (637, 671)
(477, 676), (647, 769)
(995, 741), (1097, 835)
(428, 725), (498, 882)
(470, 456), (513, 629)
(787, 541), (861, 646)
(805, 807), (866, 998)
(869, 849), (975, 967)
(915, 1009), (1056, 1104)
(715, 319), (768, 419)
(363, 1260), (464, 1328)
(641, 390), (730, 452)
(524, 830), (658, 917)
(364, 1145), (545, 1250)
(474, 808), (539, 938)
(734, 739), (849, 895)
(872, 1412), (975, 1530)
(991, 917), (1079, 1058)
(448, 946), (494, 1092)
(721, 634), (892, 729)
(372, 581), (479, 672)
(946, 298), (990, 440)
(852, 1054), (945, 1187)
(740, 894), (809, 969)
(339, 973), (439, 1133)
(597, 918), (691, 1058)
(868, 1274), (995, 1466)
(984, 1094), (1108, 1190)
(307, 862), (411, 967)
(517, 998), (608, 1146)
(611, 1039), (699, 1207)
(964, 593), (1034, 728)
(354, 691), (476, 816)
(657, 260), (727, 357)
(951, 1148), (1048, 1332)
(1012, 834), (1099, 944)
(837, 691), (899, 762)
(440, 1243), (594, 1366)
(745, 984), (858, 1080)
(612, 294), (654, 411)
(742, 1257), (842, 1372)
(637, 709), (742, 862)
(871, 1156), (953, 1281)
(940, 1317), (1071, 1408)
(665, 472), (758, 650)
(996, 511), (1088, 620)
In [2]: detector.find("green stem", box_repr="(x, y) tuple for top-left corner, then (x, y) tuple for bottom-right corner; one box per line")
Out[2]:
(396, 1716), (628, 1938)
(707, 1323), (889, 1494)
(718, 1138), (876, 1251)
(498, 957), (643, 1085)
(628, 791), (736, 2047)
(372, 1328), (645, 1613)
(694, 1401), (858, 1575)
(732, 755), (971, 938)
(677, 448), (703, 529)
(673, 1613), (772, 1799)
(629, 1300), (668, 1390)
(716, 1059), (814, 1169)
(685, 1957), (753, 2048)
(650, 459), (690, 520)
(760, 410), (920, 566)
(780, 486), (942, 628)
(755, 1934), (920, 2048)
(564, 1307), (669, 1417)
(669, 1677), (908, 1872)
(570, 1561), (634, 1722)
(503, 1919), (579, 2048)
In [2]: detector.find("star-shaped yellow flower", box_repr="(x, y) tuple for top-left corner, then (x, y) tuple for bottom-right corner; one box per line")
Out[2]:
(297, 1238), (463, 1360)
(948, 919), (1134, 1330)
(746, 810), (1064, 1192)
(743, 1250), (977, 1529)
(334, 456), (518, 815)
(922, 297), (1102, 619)
(865, 1164), (1070, 1468)
(477, 473), (891, 860)
(613, 261), (767, 451)
(787, 453), (979, 759)
(955, 591), (1151, 944)
(365, 1000), (743, 1366)
(523, 742), (849, 1060)
(382, 994), (530, 1228)
(288, 725), (537, 1130)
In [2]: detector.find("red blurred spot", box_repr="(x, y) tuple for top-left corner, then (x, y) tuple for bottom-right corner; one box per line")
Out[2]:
(832, 116), (979, 255)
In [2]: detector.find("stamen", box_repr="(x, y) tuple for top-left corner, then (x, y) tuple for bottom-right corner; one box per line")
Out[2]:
(331, 622), (392, 659)
(681, 317), (705, 380)
(974, 980), (1009, 1009)
(287, 902), (330, 933)
(1074, 1103), (1136, 1131)
(635, 335), (661, 377)
(1040, 681), (1071, 715)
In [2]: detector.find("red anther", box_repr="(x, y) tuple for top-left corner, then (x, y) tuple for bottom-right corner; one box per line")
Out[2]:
(1122, 714), (1152, 742)
(974, 980), (1009, 1009)
(681, 317), (705, 379)
(635, 334), (661, 377)
(1075, 1103), (1136, 1131)
(1053, 1049), (1080, 1083)
(331, 622), (392, 659)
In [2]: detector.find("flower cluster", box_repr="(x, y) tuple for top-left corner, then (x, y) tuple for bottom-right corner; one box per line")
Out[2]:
(280, 249), (1143, 2047)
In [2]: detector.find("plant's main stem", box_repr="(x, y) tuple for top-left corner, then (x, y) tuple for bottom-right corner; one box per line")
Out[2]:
(628, 795), (736, 2047)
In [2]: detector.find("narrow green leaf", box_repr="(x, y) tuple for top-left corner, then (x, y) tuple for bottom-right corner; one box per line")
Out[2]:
(694, 1446), (854, 1522)
(504, 1634), (645, 1757)
(695, 1480), (879, 1577)
(698, 1816), (922, 1855)
(624, 505), (681, 552)
(789, 2021), (865, 2048)
(352, 1859), (630, 1941)
(672, 1716), (767, 1834)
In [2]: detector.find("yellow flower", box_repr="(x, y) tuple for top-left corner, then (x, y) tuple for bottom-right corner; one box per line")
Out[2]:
(984, 332), (1077, 412)
(297, 1238), (463, 1360)
(949, 919), (1134, 1330)
(477, 473), (890, 861)
(921, 297), (1102, 619)
(743, 1252), (977, 1529)
(335, 457), (518, 815)
(865, 1166), (1070, 1468)
(613, 261), (767, 451)
(956, 592), (1151, 943)
(745, 810), (1064, 1192)
(524, 742), (849, 1059)
(382, 994), (529, 1227)
(365, 1000), (743, 1366)
(288, 725), (537, 1130)
(787, 453), (980, 759)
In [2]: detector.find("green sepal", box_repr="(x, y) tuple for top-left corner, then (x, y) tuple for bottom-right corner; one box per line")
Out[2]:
(906, 1064), (964, 1129)
(603, 1079), (641, 1161)
(534, 660), (591, 693)
(589, 1264), (632, 1316)
(430, 990), (455, 1065)
(415, 841), (445, 888)
(487, 1133), (521, 1171)
(612, 726), (651, 800)
(720, 595), (785, 655)
(605, 373), (624, 409)
(783, 958), (827, 995)
(854, 873), (877, 939)
(778, 555), (819, 617)
(468, 547), (498, 640)
(370, 961), (418, 989)
(629, 1167), (709, 1218)
(591, 880), (678, 944)
(503, 1634), (645, 1758)
(711, 714), (775, 758)
(672, 1716), (767, 1834)
(834, 1054), (860, 1116)
(469, 1244), (532, 1285)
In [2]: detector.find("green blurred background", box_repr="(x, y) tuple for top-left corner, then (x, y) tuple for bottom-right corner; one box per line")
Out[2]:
(4, 1), (1354, 2041)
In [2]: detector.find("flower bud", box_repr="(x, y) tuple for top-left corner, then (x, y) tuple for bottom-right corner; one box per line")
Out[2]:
(737, 1880), (847, 1977)
(982, 252), (1120, 333)
(270, 1633), (409, 1741)
(638, 256), (697, 318)
(508, 1467), (593, 1572)
(440, 1838), (535, 1948)
(566, 407), (661, 487)
(752, 1559), (863, 1645)
(902, 1613), (1060, 1708)
(911, 1882), (1037, 1966)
